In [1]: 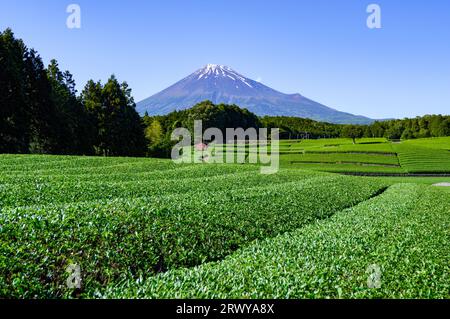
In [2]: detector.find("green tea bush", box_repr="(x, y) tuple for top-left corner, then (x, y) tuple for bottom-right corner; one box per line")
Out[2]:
(106, 184), (449, 299)
(0, 155), (386, 298)
(394, 143), (450, 173)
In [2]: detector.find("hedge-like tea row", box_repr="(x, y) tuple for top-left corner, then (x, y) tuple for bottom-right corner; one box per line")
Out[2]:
(280, 153), (400, 165)
(0, 168), (319, 208)
(106, 184), (449, 299)
(0, 170), (386, 298)
(0, 155), (173, 172)
(394, 142), (450, 173)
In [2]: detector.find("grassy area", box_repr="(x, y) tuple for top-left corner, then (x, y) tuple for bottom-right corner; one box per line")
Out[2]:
(105, 184), (450, 299)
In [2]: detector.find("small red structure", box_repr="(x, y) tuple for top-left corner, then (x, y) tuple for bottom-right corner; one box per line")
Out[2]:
(195, 143), (208, 151)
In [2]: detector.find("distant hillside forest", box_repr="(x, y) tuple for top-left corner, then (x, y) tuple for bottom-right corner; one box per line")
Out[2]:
(1, 28), (449, 158)
(144, 102), (450, 156)
(261, 114), (450, 140)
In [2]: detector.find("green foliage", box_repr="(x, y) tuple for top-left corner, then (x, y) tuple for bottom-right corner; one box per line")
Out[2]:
(105, 184), (450, 299)
(1, 28), (145, 157)
(385, 124), (403, 140)
(401, 128), (414, 140)
(341, 125), (364, 144)
(261, 115), (450, 142)
(0, 29), (94, 155)
(0, 28), (59, 153)
(145, 120), (163, 145)
(184, 101), (261, 137)
(0, 28), (30, 153)
(142, 101), (262, 157)
(375, 115), (450, 140)
(46, 60), (95, 155)
(261, 116), (342, 139)
(276, 138), (404, 174)
(177, 137), (449, 174)
(144, 120), (172, 157)
(282, 153), (399, 166)
(276, 138), (450, 174)
(0, 155), (386, 298)
(393, 138), (450, 173)
(0, 151), (449, 298)
(81, 76), (146, 157)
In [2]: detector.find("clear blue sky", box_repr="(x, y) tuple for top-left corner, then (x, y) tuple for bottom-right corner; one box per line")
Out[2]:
(1, 0), (449, 119)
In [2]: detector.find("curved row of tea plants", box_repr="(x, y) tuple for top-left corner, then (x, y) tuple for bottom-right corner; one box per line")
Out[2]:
(283, 162), (407, 174)
(280, 153), (400, 165)
(281, 138), (395, 154)
(0, 167), (321, 208)
(105, 184), (450, 299)
(0, 168), (386, 298)
(394, 140), (450, 173)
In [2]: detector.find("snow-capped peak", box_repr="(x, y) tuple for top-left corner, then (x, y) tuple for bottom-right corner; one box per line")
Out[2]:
(195, 64), (254, 88)
(205, 64), (228, 72)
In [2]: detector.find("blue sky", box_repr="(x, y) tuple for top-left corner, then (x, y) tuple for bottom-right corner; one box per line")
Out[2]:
(1, 0), (449, 119)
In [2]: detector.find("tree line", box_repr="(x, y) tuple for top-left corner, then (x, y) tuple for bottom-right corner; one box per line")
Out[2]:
(145, 108), (450, 155)
(261, 115), (450, 142)
(366, 115), (450, 140)
(2, 28), (449, 158)
(143, 100), (261, 157)
(0, 28), (146, 156)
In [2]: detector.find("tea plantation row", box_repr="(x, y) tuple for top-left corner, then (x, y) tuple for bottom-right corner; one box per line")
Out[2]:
(0, 155), (387, 298)
(105, 184), (450, 299)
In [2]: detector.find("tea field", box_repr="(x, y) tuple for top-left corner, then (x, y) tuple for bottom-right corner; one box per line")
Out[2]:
(217, 137), (450, 174)
(0, 137), (449, 299)
(105, 183), (450, 299)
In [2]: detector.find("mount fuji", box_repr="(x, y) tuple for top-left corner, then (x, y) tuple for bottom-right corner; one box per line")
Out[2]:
(137, 64), (373, 124)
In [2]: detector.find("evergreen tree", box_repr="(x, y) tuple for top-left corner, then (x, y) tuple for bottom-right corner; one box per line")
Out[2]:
(23, 49), (59, 153)
(47, 60), (95, 154)
(81, 76), (146, 156)
(0, 28), (30, 153)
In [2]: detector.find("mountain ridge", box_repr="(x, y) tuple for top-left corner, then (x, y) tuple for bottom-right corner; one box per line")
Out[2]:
(137, 64), (374, 124)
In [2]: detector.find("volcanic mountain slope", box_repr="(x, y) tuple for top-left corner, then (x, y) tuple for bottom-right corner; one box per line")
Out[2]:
(137, 64), (373, 124)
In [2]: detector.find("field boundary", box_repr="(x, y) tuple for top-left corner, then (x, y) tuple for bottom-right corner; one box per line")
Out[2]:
(336, 172), (450, 177)
(305, 151), (397, 156)
(289, 161), (401, 168)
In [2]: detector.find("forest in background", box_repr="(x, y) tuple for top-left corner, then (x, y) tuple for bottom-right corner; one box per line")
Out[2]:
(1, 28), (449, 158)
(0, 29), (146, 156)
